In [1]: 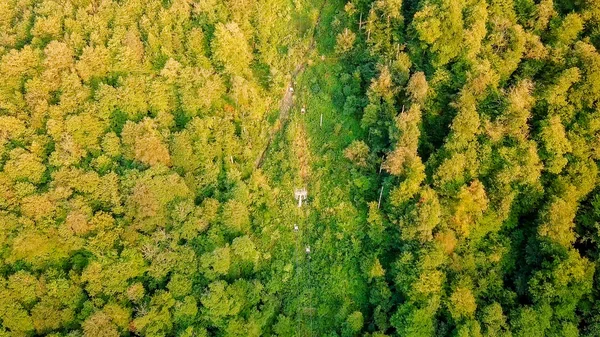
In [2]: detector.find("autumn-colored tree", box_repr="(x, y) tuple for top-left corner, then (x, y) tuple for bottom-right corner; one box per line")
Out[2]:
(212, 22), (253, 77)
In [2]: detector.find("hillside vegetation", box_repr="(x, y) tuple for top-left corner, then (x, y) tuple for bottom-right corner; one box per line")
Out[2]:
(1, 0), (600, 336)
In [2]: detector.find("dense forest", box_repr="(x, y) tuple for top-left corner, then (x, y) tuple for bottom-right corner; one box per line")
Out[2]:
(1, 0), (600, 336)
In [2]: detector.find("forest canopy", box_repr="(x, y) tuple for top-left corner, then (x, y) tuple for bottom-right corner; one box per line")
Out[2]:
(1, 0), (600, 336)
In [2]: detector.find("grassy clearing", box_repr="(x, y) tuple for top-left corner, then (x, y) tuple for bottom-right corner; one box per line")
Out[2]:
(280, 54), (375, 336)
(257, 0), (380, 334)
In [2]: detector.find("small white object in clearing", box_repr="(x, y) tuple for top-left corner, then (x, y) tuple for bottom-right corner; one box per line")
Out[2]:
(294, 224), (299, 232)
(301, 107), (306, 114)
(289, 86), (294, 93)
(294, 188), (308, 207)
(306, 246), (311, 254)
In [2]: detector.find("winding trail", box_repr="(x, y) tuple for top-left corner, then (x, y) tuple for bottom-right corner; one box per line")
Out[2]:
(254, 0), (328, 169)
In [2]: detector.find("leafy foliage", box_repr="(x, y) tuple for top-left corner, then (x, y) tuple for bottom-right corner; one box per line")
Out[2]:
(2, 0), (600, 335)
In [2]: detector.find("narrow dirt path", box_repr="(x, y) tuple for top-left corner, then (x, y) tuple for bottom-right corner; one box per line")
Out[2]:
(254, 0), (328, 168)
